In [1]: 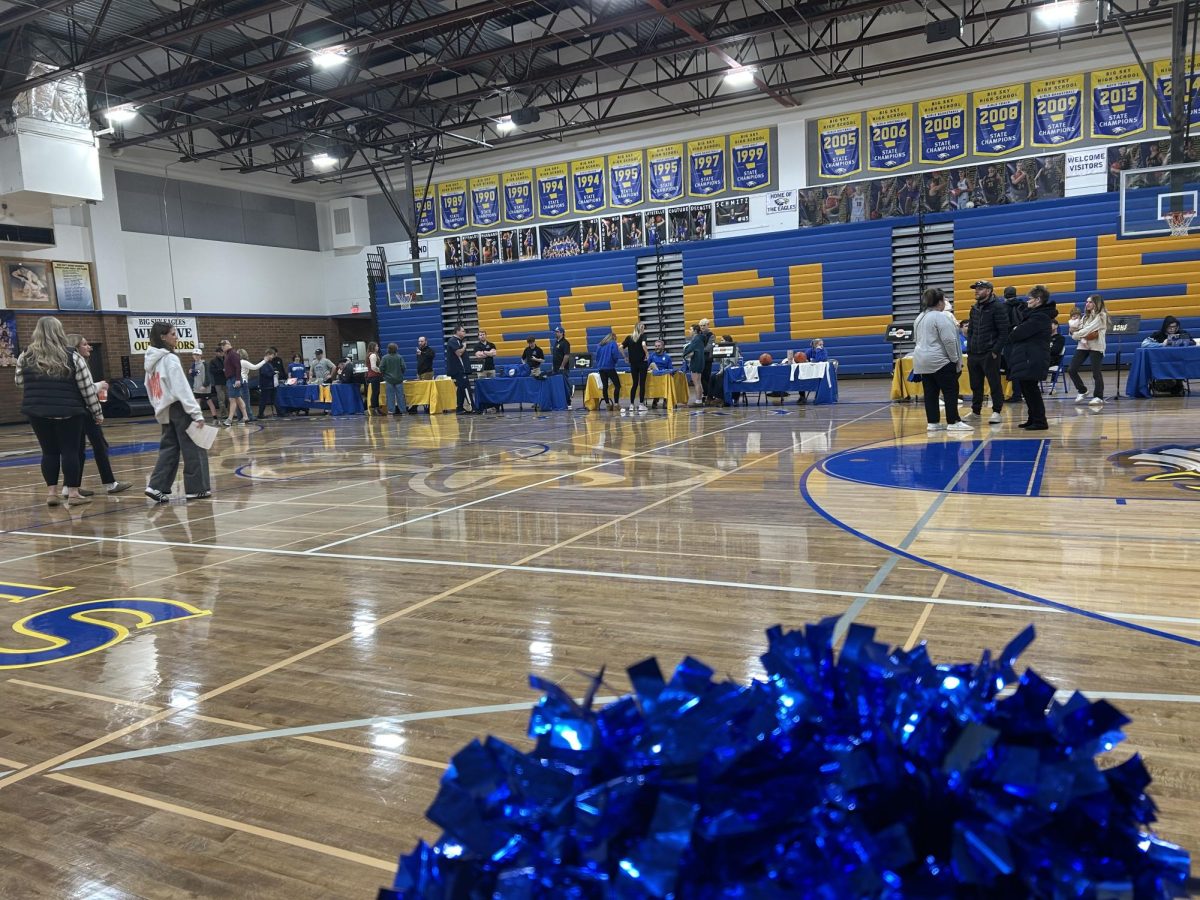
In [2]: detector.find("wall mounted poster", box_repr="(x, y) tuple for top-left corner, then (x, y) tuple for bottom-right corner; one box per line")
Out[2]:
(918, 95), (967, 164)
(1152, 55), (1200, 128)
(52, 261), (96, 310)
(1031, 74), (1084, 147)
(687, 136), (727, 196)
(502, 169), (535, 222)
(517, 227), (538, 260)
(129, 315), (198, 354)
(647, 144), (684, 203)
(1091, 64), (1146, 138)
(0, 310), (17, 367)
(536, 163), (569, 218)
(973, 85), (1024, 156)
(621, 213), (644, 248)
(3, 259), (55, 308)
(818, 114), (862, 177)
(730, 128), (770, 190)
(469, 174), (500, 227)
(866, 104), (911, 172)
(608, 150), (644, 208)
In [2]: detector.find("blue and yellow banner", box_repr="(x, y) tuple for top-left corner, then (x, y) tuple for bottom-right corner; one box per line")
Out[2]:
(688, 136), (727, 196)
(866, 104), (911, 172)
(502, 169), (534, 222)
(1092, 64), (1146, 138)
(1031, 74), (1083, 146)
(571, 156), (606, 213)
(818, 114), (862, 177)
(918, 95), (966, 164)
(469, 174), (500, 227)
(608, 150), (644, 208)
(1153, 55), (1200, 128)
(648, 143), (684, 202)
(537, 163), (569, 219)
(438, 179), (467, 231)
(416, 191), (436, 236)
(973, 85), (1023, 156)
(730, 128), (771, 190)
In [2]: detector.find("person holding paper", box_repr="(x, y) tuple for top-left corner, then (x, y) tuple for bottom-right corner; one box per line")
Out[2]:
(144, 321), (212, 502)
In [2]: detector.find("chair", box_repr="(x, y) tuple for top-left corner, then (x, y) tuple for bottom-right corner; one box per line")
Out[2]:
(1043, 334), (1068, 395)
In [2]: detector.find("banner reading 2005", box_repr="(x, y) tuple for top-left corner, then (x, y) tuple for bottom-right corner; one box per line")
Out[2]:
(502, 169), (533, 223)
(818, 114), (861, 177)
(1031, 74), (1083, 147)
(470, 174), (500, 227)
(571, 156), (606, 213)
(730, 129), (770, 190)
(416, 192), (436, 236)
(918, 95), (966, 164)
(608, 150), (644, 208)
(866, 105), (911, 171)
(1152, 55), (1200, 128)
(688, 136), (726, 196)
(536, 164), (569, 219)
(647, 143), (684, 202)
(1092, 64), (1146, 138)
(973, 85), (1023, 156)
(438, 180), (467, 231)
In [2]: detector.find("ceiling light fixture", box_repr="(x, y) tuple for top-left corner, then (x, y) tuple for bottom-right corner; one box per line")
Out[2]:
(496, 116), (517, 134)
(1035, 0), (1079, 27)
(311, 153), (339, 170)
(104, 104), (139, 125)
(312, 47), (348, 69)
(724, 67), (757, 88)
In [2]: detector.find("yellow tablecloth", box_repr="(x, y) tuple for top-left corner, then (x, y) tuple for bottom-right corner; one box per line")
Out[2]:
(403, 379), (457, 413)
(583, 371), (689, 410)
(890, 357), (1011, 402)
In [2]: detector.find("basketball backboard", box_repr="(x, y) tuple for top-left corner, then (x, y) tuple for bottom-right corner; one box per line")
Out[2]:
(1119, 162), (1200, 237)
(385, 258), (440, 307)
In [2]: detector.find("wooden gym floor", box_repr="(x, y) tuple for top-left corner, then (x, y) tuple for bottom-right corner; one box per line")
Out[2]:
(0, 381), (1196, 897)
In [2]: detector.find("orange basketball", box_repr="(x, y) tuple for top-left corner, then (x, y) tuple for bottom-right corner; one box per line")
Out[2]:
(793, 351), (808, 362)
(759, 353), (773, 366)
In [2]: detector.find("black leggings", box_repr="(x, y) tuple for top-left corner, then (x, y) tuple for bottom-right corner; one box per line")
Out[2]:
(628, 363), (648, 404)
(30, 416), (86, 488)
(366, 378), (381, 411)
(599, 369), (621, 403)
(1068, 348), (1104, 398)
(921, 363), (960, 425)
(81, 417), (116, 484)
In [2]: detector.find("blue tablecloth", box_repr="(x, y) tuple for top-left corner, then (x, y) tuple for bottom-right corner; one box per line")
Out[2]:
(724, 363), (838, 405)
(275, 383), (364, 415)
(1126, 345), (1200, 398)
(475, 375), (568, 410)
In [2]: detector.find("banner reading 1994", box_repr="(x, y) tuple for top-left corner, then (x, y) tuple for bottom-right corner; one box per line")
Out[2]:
(647, 144), (684, 202)
(571, 156), (606, 213)
(502, 169), (533, 223)
(1031, 74), (1083, 147)
(973, 85), (1023, 156)
(1091, 64), (1146, 138)
(866, 105), (911, 171)
(438, 180), (467, 231)
(818, 114), (861, 178)
(688, 136), (726, 196)
(608, 151), (644, 208)
(918, 95), (966, 164)
(416, 193), (436, 236)
(730, 129), (770, 190)
(470, 174), (500, 227)
(536, 163), (569, 219)
(1153, 55), (1200, 128)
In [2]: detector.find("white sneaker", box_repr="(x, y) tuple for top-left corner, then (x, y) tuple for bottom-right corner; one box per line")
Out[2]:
(946, 421), (974, 432)
(1089, 396), (1104, 406)
(1074, 392), (1088, 403)
(988, 412), (1002, 424)
(926, 423), (946, 433)
(619, 408), (627, 416)
(637, 404), (648, 412)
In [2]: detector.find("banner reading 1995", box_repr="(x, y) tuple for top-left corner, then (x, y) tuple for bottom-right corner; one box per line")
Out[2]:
(918, 95), (966, 164)
(438, 180), (467, 231)
(1031, 74), (1083, 147)
(1091, 64), (1146, 138)
(608, 150), (644, 208)
(536, 164), (569, 219)
(470, 174), (500, 227)
(647, 143), (683, 202)
(973, 85), (1023, 156)
(688, 136), (726, 196)
(416, 192), (436, 236)
(818, 114), (861, 177)
(729, 129), (770, 190)
(866, 105), (911, 171)
(1152, 55), (1200, 128)
(502, 169), (534, 223)
(571, 156), (606, 213)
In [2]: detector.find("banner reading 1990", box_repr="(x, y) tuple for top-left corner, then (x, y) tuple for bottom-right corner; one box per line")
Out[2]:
(438, 180), (467, 231)
(1091, 64), (1146, 138)
(973, 85), (1023, 156)
(1031, 74), (1083, 147)
(536, 164), (569, 219)
(647, 143), (684, 203)
(730, 129), (770, 190)
(608, 151), (644, 208)
(1152, 55), (1200, 128)
(688, 136), (727, 196)
(866, 105), (911, 171)
(470, 174), (499, 227)
(818, 114), (861, 177)
(502, 170), (533, 223)
(571, 156), (606, 213)
(416, 193), (436, 236)
(918, 95), (966, 164)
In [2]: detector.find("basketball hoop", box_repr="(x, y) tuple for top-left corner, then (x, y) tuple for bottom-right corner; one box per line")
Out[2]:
(1161, 209), (1196, 238)
(395, 291), (412, 309)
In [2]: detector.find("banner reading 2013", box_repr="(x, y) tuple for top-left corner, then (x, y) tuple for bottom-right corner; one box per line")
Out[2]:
(918, 95), (966, 164)
(536, 164), (569, 219)
(688, 136), (726, 196)
(571, 156), (606, 213)
(730, 129), (770, 190)
(1092, 64), (1146, 138)
(608, 151), (644, 208)
(502, 170), (533, 223)
(1031, 74), (1083, 147)
(647, 144), (683, 202)
(438, 180), (467, 231)
(416, 192), (436, 236)
(1153, 55), (1200, 128)
(866, 105), (911, 171)
(973, 85), (1023, 156)
(470, 174), (500, 227)
(818, 114), (861, 178)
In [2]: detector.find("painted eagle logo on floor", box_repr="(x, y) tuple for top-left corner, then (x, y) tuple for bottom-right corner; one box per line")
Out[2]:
(1111, 445), (1200, 493)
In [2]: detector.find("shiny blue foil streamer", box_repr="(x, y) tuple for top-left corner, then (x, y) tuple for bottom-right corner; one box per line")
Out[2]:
(382, 622), (1191, 899)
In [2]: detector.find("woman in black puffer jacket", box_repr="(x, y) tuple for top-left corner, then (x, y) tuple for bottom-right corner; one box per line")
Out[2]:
(1005, 284), (1058, 431)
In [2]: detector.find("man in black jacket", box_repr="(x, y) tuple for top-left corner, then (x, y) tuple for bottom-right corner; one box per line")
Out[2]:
(966, 280), (1011, 424)
(1000, 287), (1024, 403)
(551, 326), (573, 408)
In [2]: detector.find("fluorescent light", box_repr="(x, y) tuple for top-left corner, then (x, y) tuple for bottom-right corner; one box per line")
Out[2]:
(310, 153), (338, 170)
(1035, 0), (1078, 27)
(724, 67), (757, 88)
(104, 105), (138, 125)
(495, 116), (517, 134)
(312, 47), (348, 69)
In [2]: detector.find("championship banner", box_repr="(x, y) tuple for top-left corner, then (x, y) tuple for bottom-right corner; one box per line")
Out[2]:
(648, 143), (684, 203)
(416, 192), (437, 236)
(866, 104), (911, 172)
(1092, 64), (1146, 138)
(818, 114), (861, 177)
(536, 163), (569, 219)
(688, 136), (727, 196)
(502, 169), (534, 222)
(438, 179), (467, 231)
(1152, 55), (1200, 128)
(571, 156), (606, 213)
(469, 174), (500, 227)
(1031, 74), (1083, 147)
(918, 95), (966, 164)
(730, 128), (771, 190)
(973, 85), (1024, 156)
(608, 150), (644, 208)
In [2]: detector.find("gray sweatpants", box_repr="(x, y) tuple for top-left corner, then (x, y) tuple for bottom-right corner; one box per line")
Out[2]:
(149, 402), (211, 495)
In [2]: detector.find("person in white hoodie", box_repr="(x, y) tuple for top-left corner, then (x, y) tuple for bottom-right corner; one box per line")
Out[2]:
(1067, 293), (1108, 406)
(144, 321), (211, 502)
(912, 288), (972, 434)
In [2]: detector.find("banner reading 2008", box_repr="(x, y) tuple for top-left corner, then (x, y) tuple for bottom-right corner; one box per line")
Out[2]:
(918, 95), (966, 164)
(416, 193), (436, 236)
(1031, 74), (1083, 147)
(502, 169), (533, 223)
(470, 174), (500, 227)
(973, 85), (1023, 156)
(730, 129), (770, 190)
(1152, 55), (1200, 128)
(1091, 64), (1146, 138)
(571, 156), (606, 213)
(438, 180), (467, 231)
(866, 105), (911, 171)
(688, 136), (726, 196)
(817, 114), (861, 178)
(536, 164), (569, 219)
(608, 151), (644, 208)
(647, 144), (683, 202)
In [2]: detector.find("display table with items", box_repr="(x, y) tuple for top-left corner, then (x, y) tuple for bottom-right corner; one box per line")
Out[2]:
(404, 379), (457, 414)
(581, 370), (691, 410)
(475, 375), (568, 411)
(1126, 345), (1200, 398)
(890, 356), (1011, 402)
(275, 383), (363, 415)
(723, 362), (838, 405)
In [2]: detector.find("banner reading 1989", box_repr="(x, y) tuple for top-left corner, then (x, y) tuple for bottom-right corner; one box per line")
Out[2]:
(918, 95), (966, 164)
(571, 156), (606, 213)
(973, 85), (1023, 156)
(818, 114), (861, 177)
(416, 193), (436, 236)
(1152, 55), (1200, 128)
(470, 174), (499, 227)
(608, 150), (644, 208)
(688, 136), (727, 196)
(502, 169), (533, 223)
(536, 164), (569, 219)
(438, 180), (467, 231)
(1091, 64), (1146, 138)
(647, 143), (683, 202)
(730, 129), (770, 190)
(1031, 74), (1083, 147)
(866, 105), (911, 171)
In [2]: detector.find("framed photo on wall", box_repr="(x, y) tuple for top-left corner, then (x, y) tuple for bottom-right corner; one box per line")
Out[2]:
(52, 261), (97, 310)
(3, 259), (56, 309)
(0, 310), (18, 367)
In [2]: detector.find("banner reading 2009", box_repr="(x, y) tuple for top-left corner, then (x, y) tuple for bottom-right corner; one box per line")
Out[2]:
(536, 164), (569, 219)
(918, 95), (966, 164)
(502, 170), (533, 222)
(1092, 64), (1146, 138)
(608, 151), (644, 208)
(730, 129), (770, 190)
(1031, 74), (1083, 147)
(688, 136), (726, 196)
(470, 174), (499, 227)
(647, 143), (684, 203)
(973, 85), (1023, 156)
(818, 114), (861, 177)
(1152, 55), (1200, 128)
(571, 156), (606, 213)
(438, 180), (467, 231)
(866, 105), (911, 171)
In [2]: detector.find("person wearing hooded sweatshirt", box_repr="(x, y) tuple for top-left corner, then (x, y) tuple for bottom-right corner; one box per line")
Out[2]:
(1006, 284), (1058, 432)
(145, 321), (211, 501)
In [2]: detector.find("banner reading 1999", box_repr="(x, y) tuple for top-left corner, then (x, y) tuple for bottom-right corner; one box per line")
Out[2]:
(1031, 74), (1083, 147)
(1152, 55), (1200, 128)
(973, 85), (1023, 156)
(918, 95), (966, 164)
(729, 129), (770, 190)
(818, 114), (861, 178)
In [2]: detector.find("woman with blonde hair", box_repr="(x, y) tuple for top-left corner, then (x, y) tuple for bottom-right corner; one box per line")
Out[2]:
(1068, 294), (1108, 406)
(14, 316), (102, 506)
(593, 329), (622, 411)
(233, 348), (269, 425)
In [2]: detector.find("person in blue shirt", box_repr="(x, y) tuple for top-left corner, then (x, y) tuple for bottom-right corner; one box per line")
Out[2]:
(647, 339), (674, 410)
(287, 354), (307, 382)
(958, 322), (969, 354)
(808, 338), (829, 363)
(594, 331), (622, 411)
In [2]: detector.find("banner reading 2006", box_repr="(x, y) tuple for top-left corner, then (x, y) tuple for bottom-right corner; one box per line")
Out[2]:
(470, 174), (500, 227)
(502, 169), (533, 223)
(973, 85), (1023, 156)
(818, 114), (861, 177)
(416, 192), (436, 236)
(1031, 74), (1083, 147)
(536, 164), (569, 219)
(1152, 55), (1200, 128)
(1091, 64), (1146, 138)
(438, 180), (467, 231)
(571, 156), (606, 213)
(730, 129), (770, 190)
(688, 136), (726, 196)
(918, 95), (966, 164)
(647, 144), (683, 202)
(608, 151), (644, 208)
(866, 105), (911, 171)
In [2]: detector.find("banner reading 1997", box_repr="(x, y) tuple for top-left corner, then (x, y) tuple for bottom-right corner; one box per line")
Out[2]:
(438, 180), (467, 231)
(818, 114), (861, 177)
(973, 85), (1023, 156)
(536, 164), (569, 219)
(918, 95), (966, 164)
(1091, 64), (1146, 138)
(608, 150), (644, 208)
(730, 129), (770, 190)
(1031, 74), (1083, 147)
(416, 193), (436, 236)
(866, 105), (911, 171)
(571, 156), (606, 213)
(502, 169), (533, 223)
(647, 143), (684, 202)
(688, 136), (727, 196)
(470, 174), (499, 227)
(1152, 55), (1200, 128)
